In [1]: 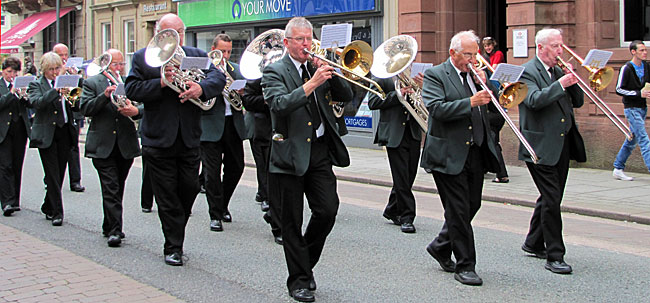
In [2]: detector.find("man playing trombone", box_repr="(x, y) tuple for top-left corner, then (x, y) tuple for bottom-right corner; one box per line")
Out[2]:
(262, 17), (353, 302)
(420, 30), (500, 286)
(518, 28), (585, 275)
(80, 49), (141, 247)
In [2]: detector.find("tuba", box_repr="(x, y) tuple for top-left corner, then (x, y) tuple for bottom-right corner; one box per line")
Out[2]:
(208, 49), (242, 111)
(371, 35), (428, 131)
(144, 29), (216, 111)
(239, 29), (286, 80)
(87, 52), (129, 108)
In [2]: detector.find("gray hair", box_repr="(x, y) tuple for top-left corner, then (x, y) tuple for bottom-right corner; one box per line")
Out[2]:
(40, 52), (63, 72)
(285, 17), (312, 38)
(535, 28), (562, 46)
(449, 30), (480, 52)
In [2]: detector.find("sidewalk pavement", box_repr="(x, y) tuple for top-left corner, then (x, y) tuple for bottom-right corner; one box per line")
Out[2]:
(0, 224), (180, 303)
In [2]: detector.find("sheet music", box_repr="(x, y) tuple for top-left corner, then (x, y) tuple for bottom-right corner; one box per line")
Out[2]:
(582, 49), (613, 69)
(13, 76), (36, 89)
(320, 24), (352, 49)
(54, 75), (81, 89)
(410, 63), (433, 78)
(65, 57), (84, 68)
(490, 63), (525, 83)
(114, 83), (126, 96)
(180, 57), (211, 70)
(228, 80), (247, 91)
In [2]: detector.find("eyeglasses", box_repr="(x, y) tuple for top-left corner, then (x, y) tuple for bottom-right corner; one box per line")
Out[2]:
(286, 36), (313, 43)
(462, 52), (478, 59)
(110, 62), (126, 67)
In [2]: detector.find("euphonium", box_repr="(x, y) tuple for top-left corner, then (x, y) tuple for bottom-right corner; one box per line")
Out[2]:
(239, 29), (285, 80)
(208, 49), (242, 111)
(145, 28), (216, 111)
(371, 35), (428, 131)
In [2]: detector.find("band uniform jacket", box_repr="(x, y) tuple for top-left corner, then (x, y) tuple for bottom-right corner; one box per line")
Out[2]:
(79, 73), (142, 159)
(0, 78), (31, 141)
(242, 78), (272, 142)
(261, 55), (354, 176)
(200, 61), (246, 142)
(420, 58), (500, 175)
(518, 57), (586, 166)
(27, 76), (80, 149)
(368, 77), (421, 148)
(125, 46), (225, 149)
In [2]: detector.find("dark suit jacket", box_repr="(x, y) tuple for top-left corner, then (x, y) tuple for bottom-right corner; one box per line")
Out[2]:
(200, 60), (246, 142)
(27, 76), (78, 149)
(0, 78), (31, 142)
(125, 46), (225, 149)
(420, 58), (499, 175)
(242, 78), (271, 142)
(80, 73), (141, 159)
(518, 57), (586, 166)
(368, 77), (421, 148)
(261, 54), (353, 176)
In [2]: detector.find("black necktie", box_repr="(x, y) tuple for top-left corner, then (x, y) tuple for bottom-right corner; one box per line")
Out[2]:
(301, 64), (321, 129)
(461, 72), (484, 146)
(7, 83), (12, 90)
(548, 67), (556, 82)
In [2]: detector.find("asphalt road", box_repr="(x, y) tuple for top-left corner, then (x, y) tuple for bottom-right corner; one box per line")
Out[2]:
(3, 147), (650, 302)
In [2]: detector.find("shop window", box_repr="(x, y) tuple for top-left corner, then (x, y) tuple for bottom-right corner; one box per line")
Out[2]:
(623, 0), (650, 41)
(124, 20), (135, 74)
(102, 23), (112, 52)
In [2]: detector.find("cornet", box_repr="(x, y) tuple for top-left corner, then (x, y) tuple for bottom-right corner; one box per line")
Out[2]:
(208, 49), (243, 111)
(87, 52), (129, 108)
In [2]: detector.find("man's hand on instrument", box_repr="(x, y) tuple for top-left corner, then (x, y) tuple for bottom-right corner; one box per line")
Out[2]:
(400, 85), (414, 97)
(471, 69), (487, 84)
(104, 85), (117, 98)
(236, 88), (245, 95)
(179, 81), (203, 103)
(470, 90), (491, 107)
(413, 72), (424, 88)
(161, 66), (174, 88)
(117, 99), (139, 117)
(559, 74), (578, 88)
(311, 57), (326, 69)
(310, 65), (335, 86)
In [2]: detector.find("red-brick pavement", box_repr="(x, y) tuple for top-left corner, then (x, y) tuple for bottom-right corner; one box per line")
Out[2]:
(0, 223), (182, 303)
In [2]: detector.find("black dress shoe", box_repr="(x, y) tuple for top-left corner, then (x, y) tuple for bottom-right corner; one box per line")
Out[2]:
(13, 206), (20, 211)
(426, 243), (455, 272)
(255, 193), (264, 203)
(141, 208), (152, 213)
(545, 261), (572, 274)
(51, 218), (63, 226)
(223, 211), (232, 222)
(308, 279), (317, 291)
(164, 252), (183, 266)
(260, 200), (270, 212)
(70, 184), (85, 192)
(289, 288), (314, 302)
(3, 205), (15, 217)
(454, 270), (483, 286)
(521, 243), (547, 259)
(383, 213), (400, 225)
(107, 235), (122, 247)
(210, 219), (223, 232)
(274, 236), (283, 245)
(400, 222), (416, 233)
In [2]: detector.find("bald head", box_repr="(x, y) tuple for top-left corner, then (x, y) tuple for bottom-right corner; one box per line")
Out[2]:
(156, 14), (186, 45)
(53, 43), (69, 63)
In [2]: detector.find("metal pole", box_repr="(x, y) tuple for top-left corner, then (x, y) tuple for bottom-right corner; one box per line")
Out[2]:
(56, 0), (60, 43)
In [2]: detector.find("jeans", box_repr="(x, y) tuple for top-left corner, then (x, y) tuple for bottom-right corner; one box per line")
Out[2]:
(614, 107), (650, 172)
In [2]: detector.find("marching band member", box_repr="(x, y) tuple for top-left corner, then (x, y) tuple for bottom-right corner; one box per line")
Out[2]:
(80, 49), (141, 247)
(420, 30), (500, 286)
(518, 28), (584, 274)
(0, 57), (30, 216)
(200, 33), (246, 232)
(125, 13), (224, 266)
(262, 17), (353, 302)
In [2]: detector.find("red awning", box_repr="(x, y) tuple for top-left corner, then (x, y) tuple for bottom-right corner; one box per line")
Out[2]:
(1, 7), (74, 54)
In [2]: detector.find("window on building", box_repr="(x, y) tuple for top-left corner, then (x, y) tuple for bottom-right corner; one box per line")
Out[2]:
(102, 23), (112, 51)
(124, 20), (135, 74)
(623, 0), (650, 41)
(42, 10), (76, 54)
(1, 16), (5, 26)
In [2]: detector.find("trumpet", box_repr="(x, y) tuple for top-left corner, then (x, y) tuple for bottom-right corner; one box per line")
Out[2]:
(474, 55), (528, 109)
(556, 49), (633, 141)
(208, 49), (243, 111)
(467, 63), (539, 163)
(304, 39), (386, 100)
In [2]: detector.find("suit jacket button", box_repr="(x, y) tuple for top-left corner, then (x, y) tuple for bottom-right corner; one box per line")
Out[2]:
(561, 118), (565, 122)
(308, 122), (312, 126)
(466, 141), (470, 145)
(115, 118), (119, 122)
(560, 133), (564, 137)
(402, 122), (406, 126)
(468, 126), (472, 130)
(113, 131), (117, 134)
(54, 110), (58, 115)
(8, 112), (12, 115)
(307, 138), (311, 142)
(6, 122), (10, 125)
(52, 122), (56, 125)
(404, 111), (407, 115)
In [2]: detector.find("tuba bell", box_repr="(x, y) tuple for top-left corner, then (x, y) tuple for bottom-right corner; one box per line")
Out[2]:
(371, 35), (428, 131)
(239, 29), (286, 80)
(208, 49), (243, 111)
(145, 29), (216, 111)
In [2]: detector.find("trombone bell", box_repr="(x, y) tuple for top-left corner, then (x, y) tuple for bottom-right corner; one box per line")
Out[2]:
(588, 66), (614, 92)
(499, 82), (528, 109)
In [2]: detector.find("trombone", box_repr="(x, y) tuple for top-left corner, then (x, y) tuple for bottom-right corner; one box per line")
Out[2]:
(556, 45), (633, 141)
(474, 55), (528, 109)
(467, 63), (539, 163)
(303, 40), (386, 100)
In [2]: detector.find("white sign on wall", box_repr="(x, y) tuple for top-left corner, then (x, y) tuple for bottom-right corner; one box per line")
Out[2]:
(513, 29), (528, 58)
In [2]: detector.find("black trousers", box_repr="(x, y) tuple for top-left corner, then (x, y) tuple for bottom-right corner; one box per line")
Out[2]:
(430, 144), (486, 272)
(141, 157), (154, 209)
(259, 139), (282, 236)
(274, 139), (339, 292)
(67, 120), (82, 187)
(142, 135), (200, 255)
(200, 117), (244, 220)
(39, 124), (74, 220)
(250, 138), (269, 201)
(384, 127), (420, 223)
(0, 120), (28, 209)
(92, 145), (133, 237)
(524, 133), (571, 262)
